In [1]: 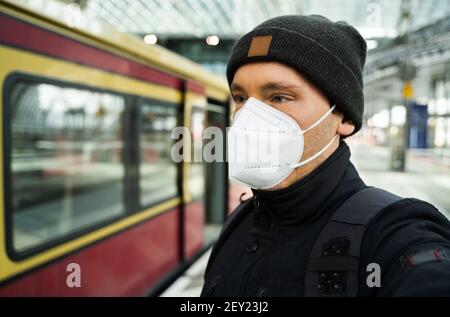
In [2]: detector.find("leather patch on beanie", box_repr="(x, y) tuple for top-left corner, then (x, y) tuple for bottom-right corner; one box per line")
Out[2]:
(248, 35), (272, 57)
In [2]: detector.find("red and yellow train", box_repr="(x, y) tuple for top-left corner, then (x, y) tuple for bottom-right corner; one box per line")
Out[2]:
(0, 0), (246, 296)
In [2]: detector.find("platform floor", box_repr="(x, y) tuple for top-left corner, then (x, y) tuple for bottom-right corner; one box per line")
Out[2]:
(350, 142), (450, 217)
(160, 250), (211, 297)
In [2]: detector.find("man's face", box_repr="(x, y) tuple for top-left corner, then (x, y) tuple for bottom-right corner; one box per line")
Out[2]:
(230, 61), (354, 191)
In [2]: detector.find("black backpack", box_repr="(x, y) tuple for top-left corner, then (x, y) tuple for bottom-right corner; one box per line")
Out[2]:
(204, 187), (402, 297)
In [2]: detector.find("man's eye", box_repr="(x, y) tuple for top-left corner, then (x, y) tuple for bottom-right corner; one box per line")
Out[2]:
(271, 95), (289, 103)
(233, 95), (247, 104)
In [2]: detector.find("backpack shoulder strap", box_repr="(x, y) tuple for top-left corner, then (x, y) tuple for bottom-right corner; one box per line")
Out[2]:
(305, 187), (402, 297)
(204, 198), (254, 277)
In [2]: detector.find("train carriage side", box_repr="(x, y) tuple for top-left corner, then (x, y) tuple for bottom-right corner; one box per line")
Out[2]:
(0, 1), (232, 296)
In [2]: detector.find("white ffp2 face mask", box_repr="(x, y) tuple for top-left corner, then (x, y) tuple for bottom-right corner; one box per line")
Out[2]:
(227, 97), (338, 190)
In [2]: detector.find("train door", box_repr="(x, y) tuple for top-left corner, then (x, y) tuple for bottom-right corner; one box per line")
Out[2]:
(181, 82), (229, 260)
(204, 102), (227, 244)
(182, 81), (207, 260)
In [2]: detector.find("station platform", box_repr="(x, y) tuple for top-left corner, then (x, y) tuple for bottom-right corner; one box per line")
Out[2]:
(350, 142), (450, 218)
(160, 250), (211, 297)
(160, 142), (450, 297)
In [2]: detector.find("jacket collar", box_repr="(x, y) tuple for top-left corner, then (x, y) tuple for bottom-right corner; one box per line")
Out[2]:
(251, 140), (363, 231)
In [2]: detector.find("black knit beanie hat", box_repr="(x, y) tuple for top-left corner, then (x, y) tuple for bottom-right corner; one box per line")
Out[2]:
(226, 15), (367, 134)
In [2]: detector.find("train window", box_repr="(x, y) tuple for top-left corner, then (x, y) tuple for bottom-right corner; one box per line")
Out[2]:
(139, 101), (177, 207)
(189, 108), (206, 200)
(8, 81), (126, 253)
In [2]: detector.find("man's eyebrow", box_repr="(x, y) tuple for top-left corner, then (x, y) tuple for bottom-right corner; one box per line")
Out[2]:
(230, 83), (245, 92)
(230, 82), (302, 93)
(260, 82), (301, 92)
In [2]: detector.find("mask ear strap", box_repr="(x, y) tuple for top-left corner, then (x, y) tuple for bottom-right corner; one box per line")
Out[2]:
(302, 105), (336, 134)
(291, 134), (339, 168)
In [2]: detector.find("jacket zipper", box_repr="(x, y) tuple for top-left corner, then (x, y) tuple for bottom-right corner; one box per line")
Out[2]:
(253, 194), (260, 226)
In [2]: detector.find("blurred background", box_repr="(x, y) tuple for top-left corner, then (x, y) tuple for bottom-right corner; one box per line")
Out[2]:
(1, 0), (450, 296)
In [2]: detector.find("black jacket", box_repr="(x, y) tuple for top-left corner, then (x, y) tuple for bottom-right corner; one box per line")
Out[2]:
(201, 141), (450, 297)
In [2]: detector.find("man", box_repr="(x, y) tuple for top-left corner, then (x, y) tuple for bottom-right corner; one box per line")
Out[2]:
(201, 15), (450, 297)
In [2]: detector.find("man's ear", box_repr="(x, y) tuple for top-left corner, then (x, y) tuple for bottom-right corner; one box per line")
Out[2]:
(338, 118), (355, 137)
